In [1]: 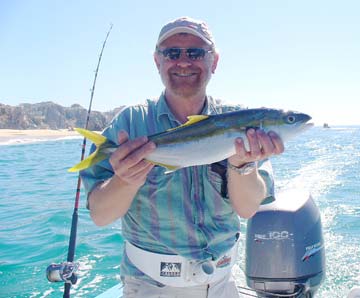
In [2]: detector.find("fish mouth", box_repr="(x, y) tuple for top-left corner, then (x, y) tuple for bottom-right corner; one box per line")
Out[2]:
(299, 114), (313, 130)
(304, 115), (314, 129)
(298, 122), (314, 133)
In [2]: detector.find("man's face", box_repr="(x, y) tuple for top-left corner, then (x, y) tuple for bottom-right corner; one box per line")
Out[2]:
(154, 33), (218, 99)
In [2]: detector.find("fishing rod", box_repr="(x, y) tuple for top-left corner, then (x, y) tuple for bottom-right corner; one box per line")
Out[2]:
(46, 24), (113, 298)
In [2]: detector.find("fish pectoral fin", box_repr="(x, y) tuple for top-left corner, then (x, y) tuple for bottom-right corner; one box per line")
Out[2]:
(74, 127), (107, 146)
(146, 160), (181, 173)
(166, 115), (209, 132)
(68, 151), (107, 172)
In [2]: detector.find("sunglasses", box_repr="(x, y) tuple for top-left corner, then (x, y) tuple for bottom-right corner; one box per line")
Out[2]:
(157, 47), (213, 61)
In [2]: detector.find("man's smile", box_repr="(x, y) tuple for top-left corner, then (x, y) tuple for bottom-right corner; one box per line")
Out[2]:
(171, 71), (198, 78)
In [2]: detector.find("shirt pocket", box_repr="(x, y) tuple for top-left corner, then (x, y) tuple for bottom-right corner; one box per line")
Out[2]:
(205, 165), (234, 218)
(207, 162), (228, 198)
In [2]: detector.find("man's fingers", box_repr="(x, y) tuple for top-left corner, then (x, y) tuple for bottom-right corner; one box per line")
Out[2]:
(120, 145), (155, 172)
(124, 161), (154, 182)
(110, 135), (156, 179)
(112, 136), (150, 162)
(230, 129), (285, 165)
(256, 130), (284, 157)
(234, 138), (246, 155)
(256, 129), (275, 156)
(247, 129), (262, 159)
(117, 130), (129, 145)
(268, 131), (285, 154)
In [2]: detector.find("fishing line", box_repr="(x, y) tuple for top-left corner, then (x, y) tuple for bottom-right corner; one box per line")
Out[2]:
(46, 24), (113, 298)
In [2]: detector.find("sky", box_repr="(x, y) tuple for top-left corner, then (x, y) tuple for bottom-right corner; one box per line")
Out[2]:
(1, 0), (359, 126)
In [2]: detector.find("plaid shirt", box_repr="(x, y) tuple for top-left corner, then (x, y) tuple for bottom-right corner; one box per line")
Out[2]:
(80, 93), (274, 279)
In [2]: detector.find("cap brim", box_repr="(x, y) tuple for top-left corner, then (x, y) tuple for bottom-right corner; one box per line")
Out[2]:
(156, 27), (212, 46)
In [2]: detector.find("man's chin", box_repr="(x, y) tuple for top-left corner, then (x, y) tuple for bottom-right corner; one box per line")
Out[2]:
(173, 88), (201, 98)
(169, 83), (200, 96)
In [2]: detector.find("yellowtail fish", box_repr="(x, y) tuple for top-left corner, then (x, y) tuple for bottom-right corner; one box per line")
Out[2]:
(68, 108), (313, 173)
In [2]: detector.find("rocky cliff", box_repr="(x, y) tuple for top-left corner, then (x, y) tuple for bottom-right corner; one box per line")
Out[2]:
(0, 101), (124, 131)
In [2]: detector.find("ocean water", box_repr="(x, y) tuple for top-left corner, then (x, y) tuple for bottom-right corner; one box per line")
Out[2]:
(0, 126), (359, 298)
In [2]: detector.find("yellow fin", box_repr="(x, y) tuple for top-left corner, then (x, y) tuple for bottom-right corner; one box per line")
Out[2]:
(74, 127), (107, 146)
(166, 115), (209, 132)
(68, 150), (107, 172)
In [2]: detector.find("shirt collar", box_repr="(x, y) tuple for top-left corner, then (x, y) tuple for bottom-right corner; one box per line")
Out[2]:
(202, 95), (219, 115)
(156, 92), (218, 123)
(156, 91), (177, 122)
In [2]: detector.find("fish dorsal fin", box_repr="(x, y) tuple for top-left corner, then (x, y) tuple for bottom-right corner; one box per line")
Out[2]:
(74, 127), (107, 146)
(167, 115), (209, 132)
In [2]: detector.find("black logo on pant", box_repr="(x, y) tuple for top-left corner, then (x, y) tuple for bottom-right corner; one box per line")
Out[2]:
(160, 262), (181, 277)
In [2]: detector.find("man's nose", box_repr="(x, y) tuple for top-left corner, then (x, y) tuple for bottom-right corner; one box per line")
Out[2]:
(176, 52), (193, 67)
(176, 59), (192, 67)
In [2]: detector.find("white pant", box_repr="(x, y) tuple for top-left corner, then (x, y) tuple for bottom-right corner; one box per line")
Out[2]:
(122, 273), (240, 298)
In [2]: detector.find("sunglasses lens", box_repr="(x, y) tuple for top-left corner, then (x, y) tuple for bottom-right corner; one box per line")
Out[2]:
(159, 48), (210, 60)
(187, 48), (206, 60)
(162, 48), (181, 60)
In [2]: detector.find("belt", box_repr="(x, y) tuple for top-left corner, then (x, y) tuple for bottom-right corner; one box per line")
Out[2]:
(125, 240), (239, 287)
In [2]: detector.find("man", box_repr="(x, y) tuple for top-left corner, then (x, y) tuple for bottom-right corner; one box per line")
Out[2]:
(81, 17), (284, 298)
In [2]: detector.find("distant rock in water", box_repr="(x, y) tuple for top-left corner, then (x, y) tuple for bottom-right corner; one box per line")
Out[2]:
(0, 101), (124, 130)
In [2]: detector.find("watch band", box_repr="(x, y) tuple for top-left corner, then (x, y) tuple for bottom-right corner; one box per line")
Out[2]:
(227, 161), (257, 175)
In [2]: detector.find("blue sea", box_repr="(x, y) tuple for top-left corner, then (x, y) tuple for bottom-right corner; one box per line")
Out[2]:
(0, 126), (359, 298)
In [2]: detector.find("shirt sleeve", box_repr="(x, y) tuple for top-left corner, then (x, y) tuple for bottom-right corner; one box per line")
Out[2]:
(80, 108), (131, 205)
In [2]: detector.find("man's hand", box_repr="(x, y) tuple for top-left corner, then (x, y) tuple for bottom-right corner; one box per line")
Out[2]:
(88, 131), (156, 225)
(227, 128), (284, 218)
(228, 128), (284, 167)
(109, 130), (156, 187)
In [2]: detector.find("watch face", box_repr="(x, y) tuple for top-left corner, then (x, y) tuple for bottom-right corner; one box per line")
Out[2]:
(242, 162), (256, 175)
(228, 161), (256, 175)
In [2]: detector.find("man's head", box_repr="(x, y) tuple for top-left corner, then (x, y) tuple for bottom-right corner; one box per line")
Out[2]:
(156, 17), (216, 51)
(154, 17), (219, 100)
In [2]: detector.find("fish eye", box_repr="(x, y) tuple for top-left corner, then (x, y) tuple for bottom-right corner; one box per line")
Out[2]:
(287, 115), (296, 123)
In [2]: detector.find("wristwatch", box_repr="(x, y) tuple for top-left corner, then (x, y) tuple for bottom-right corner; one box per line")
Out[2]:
(227, 161), (257, 175)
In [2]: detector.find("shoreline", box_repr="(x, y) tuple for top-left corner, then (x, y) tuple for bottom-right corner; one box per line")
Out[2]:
(0, 129), (81, 144)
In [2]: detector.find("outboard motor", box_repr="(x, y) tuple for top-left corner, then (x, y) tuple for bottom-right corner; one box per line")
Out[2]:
(245, 189), (325, 297)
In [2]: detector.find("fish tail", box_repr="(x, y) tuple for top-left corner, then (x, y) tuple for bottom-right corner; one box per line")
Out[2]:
(68, 128), (108, 172)
(68, 150), (107, 172)
(74, 128), (107, 146)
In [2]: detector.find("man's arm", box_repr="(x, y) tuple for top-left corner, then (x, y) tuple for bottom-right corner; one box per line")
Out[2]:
(88, 131), (155, 226)
(227, 128), (284, 218)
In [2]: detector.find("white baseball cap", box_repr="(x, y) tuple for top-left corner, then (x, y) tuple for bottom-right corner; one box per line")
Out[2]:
(156, 17), (215, 47)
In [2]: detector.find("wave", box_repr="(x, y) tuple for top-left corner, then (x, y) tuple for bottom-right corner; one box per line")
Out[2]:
(0, 135), (81, 146)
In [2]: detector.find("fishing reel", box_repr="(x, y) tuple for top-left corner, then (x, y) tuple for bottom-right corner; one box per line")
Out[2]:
(46, 262), (79, 285)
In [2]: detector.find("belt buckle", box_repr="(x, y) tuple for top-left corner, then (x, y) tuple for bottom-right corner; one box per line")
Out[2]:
(187, 260), (215, 284)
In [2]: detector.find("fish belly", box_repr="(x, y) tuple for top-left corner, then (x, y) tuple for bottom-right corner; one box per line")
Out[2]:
(147, 131), (245, 168)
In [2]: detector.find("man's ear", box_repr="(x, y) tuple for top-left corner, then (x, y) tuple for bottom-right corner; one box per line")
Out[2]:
(154, 53), (161, 71)
(211, 52), (219, 74)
